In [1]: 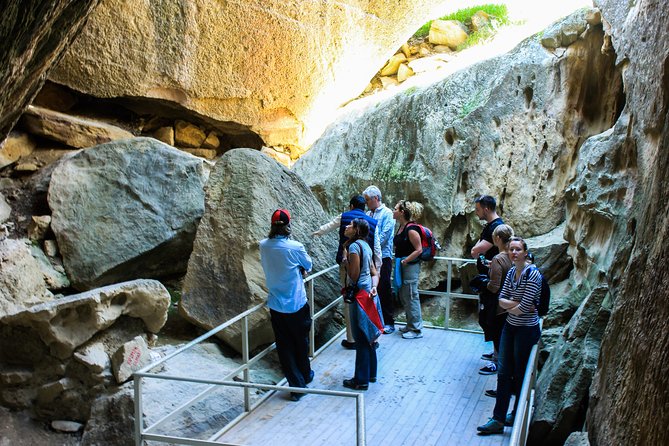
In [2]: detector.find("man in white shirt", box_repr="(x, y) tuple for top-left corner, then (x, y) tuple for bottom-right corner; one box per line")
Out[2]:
(363, 185), (397, 334)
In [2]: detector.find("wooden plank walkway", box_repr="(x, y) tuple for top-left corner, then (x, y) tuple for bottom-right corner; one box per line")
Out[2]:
(217, 328), (511, 446)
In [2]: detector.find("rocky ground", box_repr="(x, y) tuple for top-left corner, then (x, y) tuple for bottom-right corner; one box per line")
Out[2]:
(0, 407), (82, 446)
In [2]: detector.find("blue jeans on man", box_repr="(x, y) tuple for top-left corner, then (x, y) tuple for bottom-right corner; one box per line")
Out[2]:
(492, 322), (541, 422)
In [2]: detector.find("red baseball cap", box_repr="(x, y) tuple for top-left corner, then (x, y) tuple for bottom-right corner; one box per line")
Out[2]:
(271, 209), (291, 225)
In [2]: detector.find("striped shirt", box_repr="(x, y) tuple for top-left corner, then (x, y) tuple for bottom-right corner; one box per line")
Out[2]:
(499, 264), (541, 326)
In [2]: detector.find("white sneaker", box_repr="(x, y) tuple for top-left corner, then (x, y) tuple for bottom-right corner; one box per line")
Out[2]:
(401, 331), (423, 339)
(399, 326), (411, 333)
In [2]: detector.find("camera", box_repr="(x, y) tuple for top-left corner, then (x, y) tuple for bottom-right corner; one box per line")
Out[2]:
(344, 285), (357, 303)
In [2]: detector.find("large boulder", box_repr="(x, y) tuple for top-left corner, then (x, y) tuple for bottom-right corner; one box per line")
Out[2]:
(294, 11), (621, 286)
(0, 279), (170, 360)
(180, 148), (339, 352)
(0, 280), (169, 420)
(0, 0), (101, 143)
(48, 137), (211, 290)
(48, 0), (451, 150)
(19, 105), (134, 149)
(0, 238), (55, 317)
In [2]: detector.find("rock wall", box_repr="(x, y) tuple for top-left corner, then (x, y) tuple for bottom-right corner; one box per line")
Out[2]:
(0, 0), (101, 143)
(48, 0), (450, 152)
(585, 1), (669, 444)
(295, 12), (622, 287)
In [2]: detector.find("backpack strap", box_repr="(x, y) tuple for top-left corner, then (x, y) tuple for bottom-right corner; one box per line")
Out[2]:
(406, 222), (427, 246)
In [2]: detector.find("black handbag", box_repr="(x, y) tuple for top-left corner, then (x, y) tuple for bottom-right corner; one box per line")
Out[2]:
(344, 285), (358, 303)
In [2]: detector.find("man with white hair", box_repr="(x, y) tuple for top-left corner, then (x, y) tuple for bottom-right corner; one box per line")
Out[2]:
(363, 185), (396, 334)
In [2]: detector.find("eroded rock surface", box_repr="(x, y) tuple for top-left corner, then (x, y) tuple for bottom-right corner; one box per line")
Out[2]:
(180, 148), (339, 352)
(48, 0), (451, 150)
(0, 0), (102, 142)
(0, 279), (169, 360)
(584, 0), (669, 444)
(531, 286), (611, 445)
(48, 137), (211, 289)
(0, 279), (169, 420)
(0, 238), (55, 317)
(295, 11), (621, 287)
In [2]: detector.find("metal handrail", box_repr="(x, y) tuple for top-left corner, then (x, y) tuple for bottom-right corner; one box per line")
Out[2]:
(134, 257), (480, 446)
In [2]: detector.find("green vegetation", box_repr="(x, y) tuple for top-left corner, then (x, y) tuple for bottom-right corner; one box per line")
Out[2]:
(458, 89), (486, 119)
(166, 287), (182, 315)
(413, 4), (510, 47)
(403, 85), (418, 95)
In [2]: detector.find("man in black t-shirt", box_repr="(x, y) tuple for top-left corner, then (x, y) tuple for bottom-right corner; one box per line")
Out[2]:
(469, 195), (504, 376)
(471, 195), (504, 261)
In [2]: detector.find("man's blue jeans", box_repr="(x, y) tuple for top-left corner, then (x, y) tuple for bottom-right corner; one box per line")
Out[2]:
(493, 322), (541, 422)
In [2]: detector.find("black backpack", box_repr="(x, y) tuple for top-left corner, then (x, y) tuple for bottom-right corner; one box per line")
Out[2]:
(525, 266), (550, 316)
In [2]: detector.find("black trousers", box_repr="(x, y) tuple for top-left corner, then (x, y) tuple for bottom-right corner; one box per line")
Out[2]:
(270, 303), (312, 388)
(378, 257), (394, 326)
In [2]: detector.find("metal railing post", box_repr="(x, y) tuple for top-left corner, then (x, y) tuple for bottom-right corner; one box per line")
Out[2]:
(309, 278), (315, 357)
(134, 375), (143, 446)
(242, 315), (250, 412)
(356, 393), (366, 446)
(445, 260), (452, 329)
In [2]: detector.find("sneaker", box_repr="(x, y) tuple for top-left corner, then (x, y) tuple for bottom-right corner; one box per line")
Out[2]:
(398, 325), (411, 333)
(477, 418), (504, 434)
(484, 389), (497, 398)
(479, 362), (498, 375)
(481, 352), (495, 361)
(383, 325), (396, 334)
(306, 370), (315, 384)
(504, 412), (515, 427)
(401, 330), (423, 339)
(343, 378), (368, 390)
(341, 340), (356, 349)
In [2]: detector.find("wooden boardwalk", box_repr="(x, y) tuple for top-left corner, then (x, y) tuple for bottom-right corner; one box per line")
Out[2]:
(217, 328), (511, 446)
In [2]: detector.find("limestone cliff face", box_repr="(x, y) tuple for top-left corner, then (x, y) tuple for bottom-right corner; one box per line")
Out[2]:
(294, 17), (622, 275)
(0, 0), (101, 143)
(48, 0), (449, 151)
(585, 1), (669, 444)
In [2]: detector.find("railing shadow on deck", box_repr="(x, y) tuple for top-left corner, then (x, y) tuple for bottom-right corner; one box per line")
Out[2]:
(133, 256), (539, 446)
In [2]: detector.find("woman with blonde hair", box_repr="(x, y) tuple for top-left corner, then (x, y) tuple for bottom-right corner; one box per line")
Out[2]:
(392, 200), (425, 339)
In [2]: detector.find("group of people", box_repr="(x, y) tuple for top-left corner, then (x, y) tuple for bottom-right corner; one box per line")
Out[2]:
(258, 191), (543, 435)
(468, 195), (544, 435)
(259, 186), (427, 398)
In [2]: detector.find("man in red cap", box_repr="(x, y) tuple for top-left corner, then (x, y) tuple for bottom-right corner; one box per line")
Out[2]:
(260, 209), (314, 401)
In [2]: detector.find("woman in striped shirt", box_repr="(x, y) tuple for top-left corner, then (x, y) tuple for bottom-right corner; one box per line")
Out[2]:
(477, 236), (542, 435)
